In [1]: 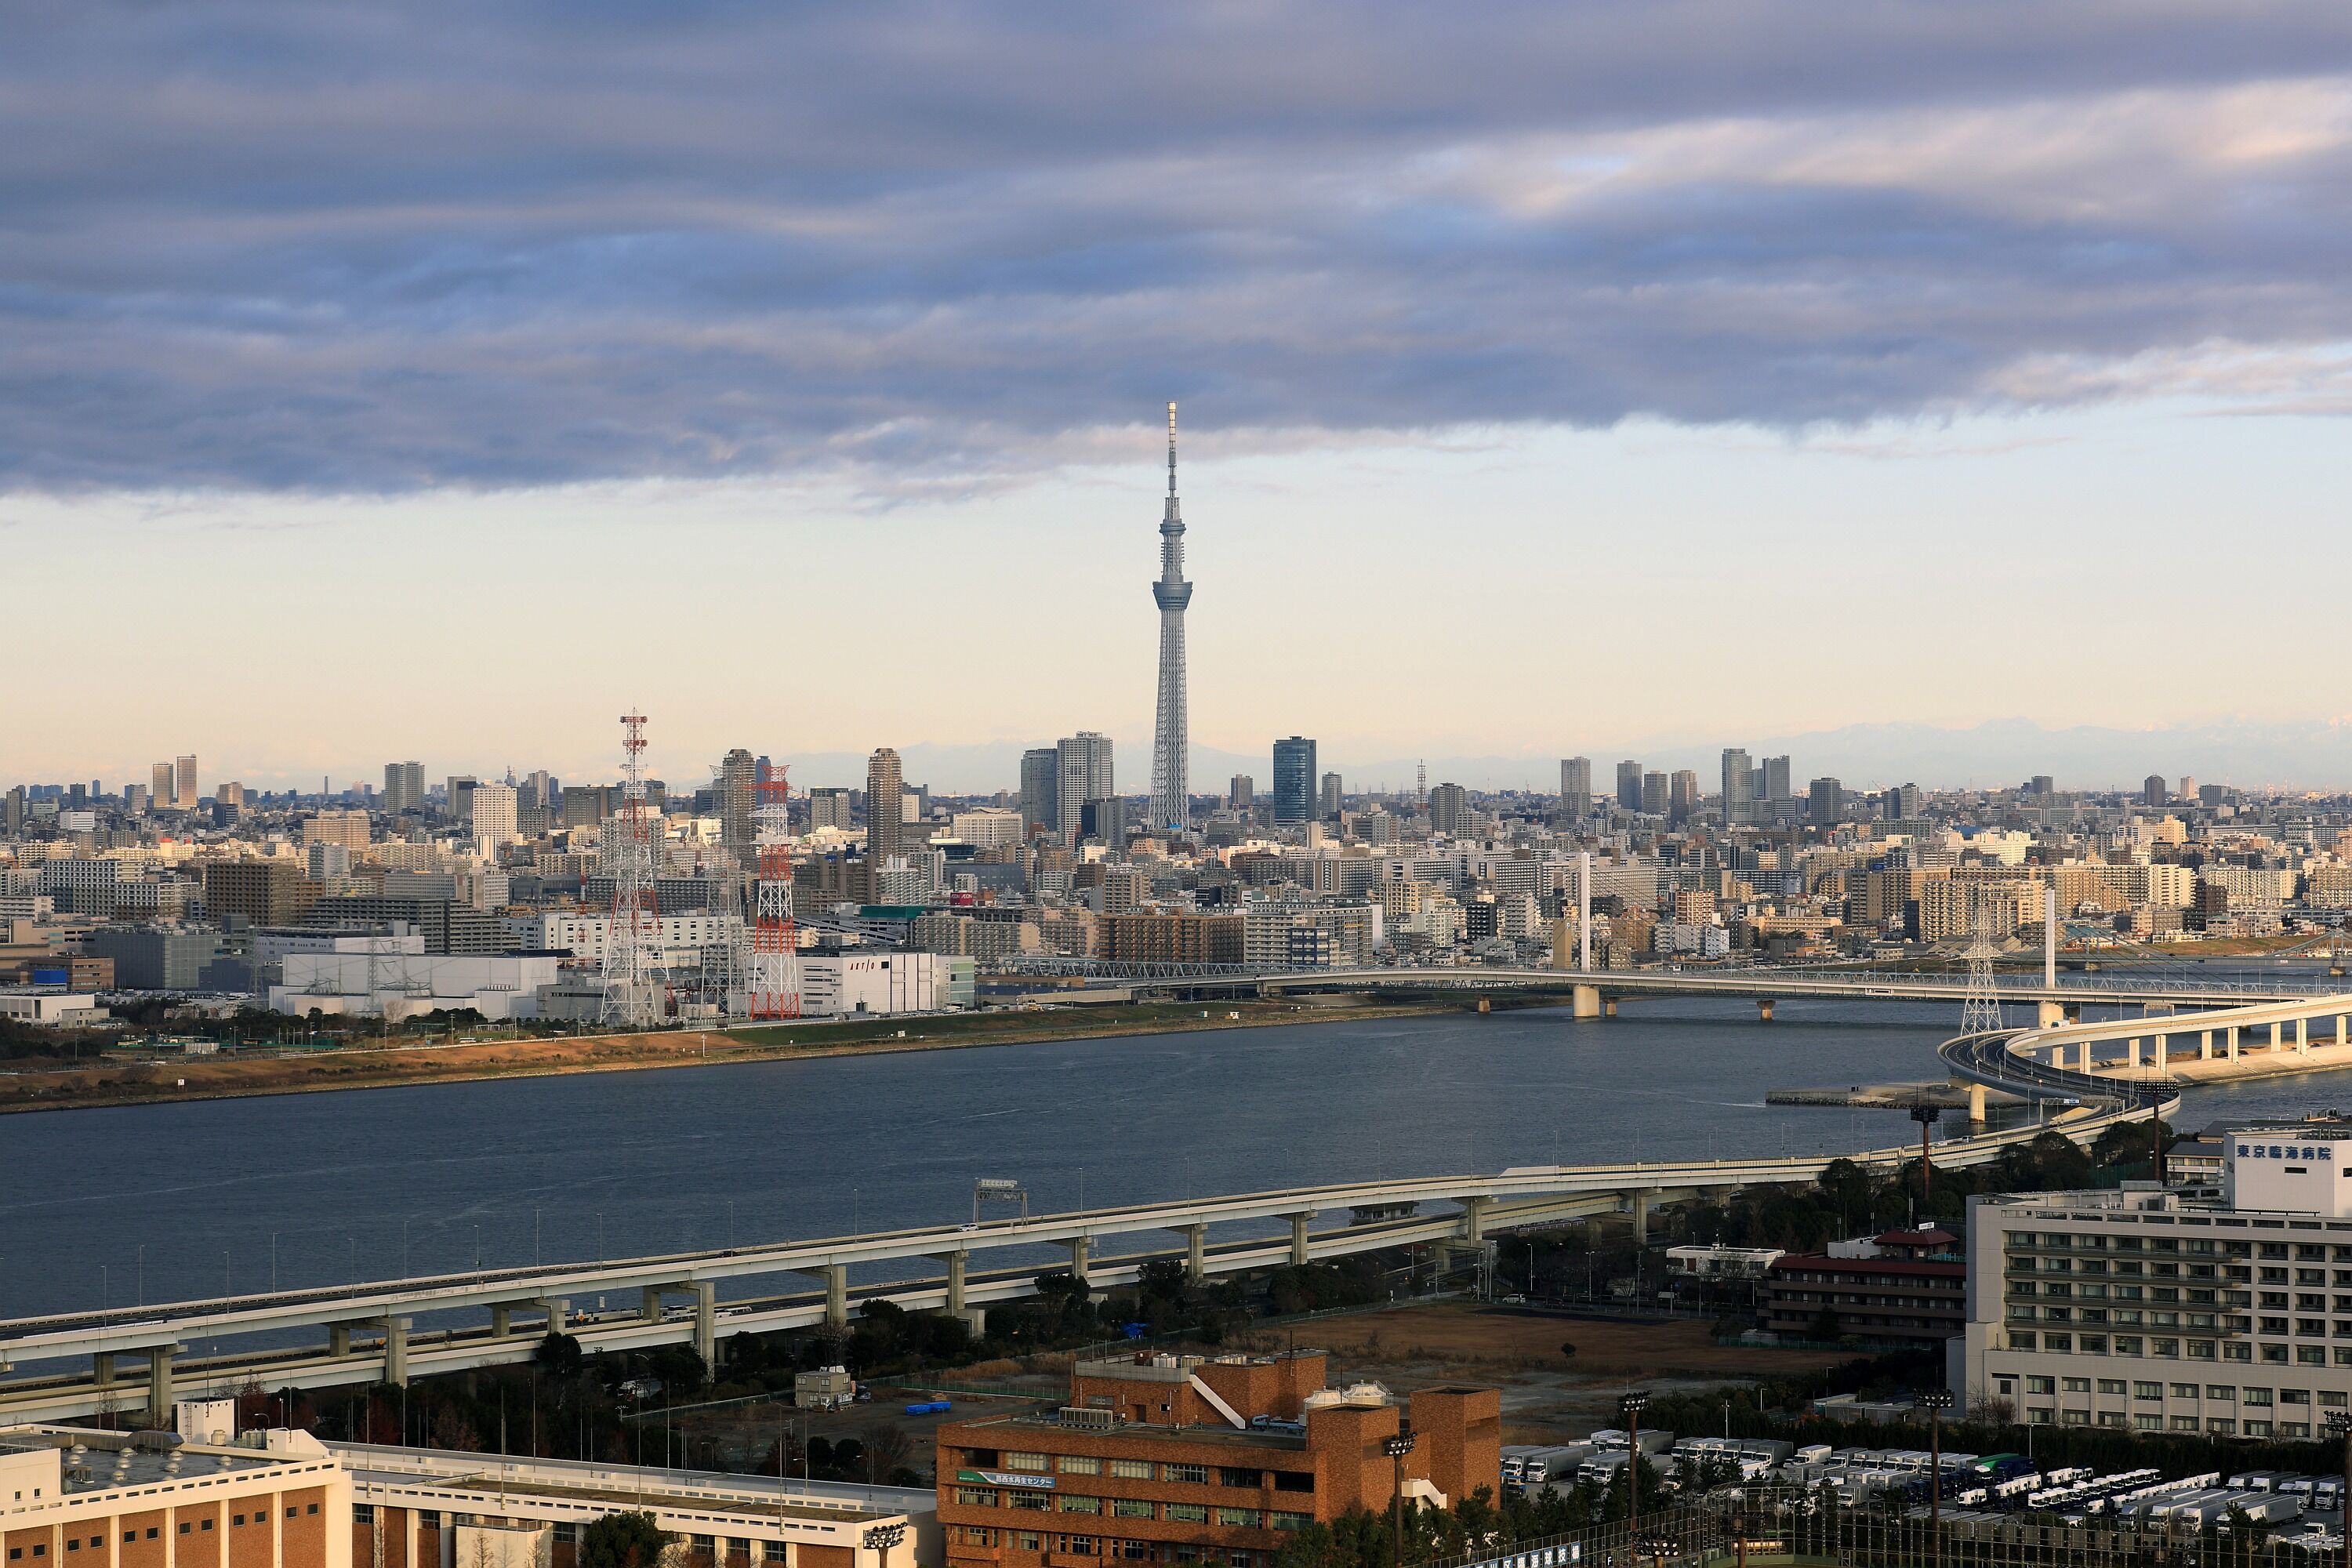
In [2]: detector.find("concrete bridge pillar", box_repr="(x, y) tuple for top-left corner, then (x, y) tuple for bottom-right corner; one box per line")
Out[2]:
(2078, 1040), (2094, 1073)
(2038, 1001), (2066, 1027)
(1185, 1225), (1207, 1283)
(933, 1250), (968, 1314)
(691, 1281), (716, 1369)
(1460, 1196), (1490, 1246)
(2272, 1022), (2285, 1053)
(2200, 1031), (2212, 1061)
(641, 1287), (665, 1323)
(2154, 1035), (2168, 1072)
(382, 1317), (409, 1388)
(1605, 997), (1618, 1018)
(1968, 1084), (1987, 1126)
(1287, 1212), (1312, 1267)
(1757, 1000), (1775, 1023)
(2128, 1038), (2142, 1069)
(1628, 1191), (1650, 1247)
(93, 1352), (115, 1387)
(541, 1298), (568, 1331)
(1571, 985), (1602, 1019)
(2338, 1015), (2348, 1047)
(2227, 1028), (2240, 1062)
(491, 1305), (511, 1339)
(826, 1265), (848, 1327)
(1070, 1236), (1091, 1284)
(147, 1345), (174, 1420)
(2298, 1017), (2310, 1054)
(328, 1324), (351, 1358)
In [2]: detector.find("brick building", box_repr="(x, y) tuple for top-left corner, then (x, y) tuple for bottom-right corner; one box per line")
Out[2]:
(936, 1351), (1499, 1568)
(0, 1427), (349, 1568)
(1098, 915), (1243, 966)
(1759, 1228), (1966, 1345)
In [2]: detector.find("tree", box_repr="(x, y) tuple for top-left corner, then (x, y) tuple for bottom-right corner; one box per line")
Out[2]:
(1808, 1306), (1841, 1343)
(1559, 1340), (1577, 1363)
(534, 1331), (583, 1381)
(580, 1513), (669, 1568)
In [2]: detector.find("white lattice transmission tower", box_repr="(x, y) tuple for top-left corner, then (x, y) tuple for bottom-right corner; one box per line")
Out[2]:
(748, 759), (801, 1019)
(598, 710), (664, 1029)
(1959, 880), (2006, 1036)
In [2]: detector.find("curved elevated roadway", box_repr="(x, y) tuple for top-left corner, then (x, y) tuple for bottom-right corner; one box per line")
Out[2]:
(0, 1090), (2168, 1425)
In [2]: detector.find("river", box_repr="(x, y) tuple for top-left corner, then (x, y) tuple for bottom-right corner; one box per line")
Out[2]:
(2, 993), (2347, 1321)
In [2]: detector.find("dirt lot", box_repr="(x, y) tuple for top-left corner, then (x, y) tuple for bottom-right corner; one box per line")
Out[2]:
(1227, 1302), (1853, 1441)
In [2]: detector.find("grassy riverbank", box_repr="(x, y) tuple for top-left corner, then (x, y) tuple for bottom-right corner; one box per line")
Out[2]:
(0, 995), (1473, 1116)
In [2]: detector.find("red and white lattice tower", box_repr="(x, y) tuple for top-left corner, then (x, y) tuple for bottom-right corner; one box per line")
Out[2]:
(597, 711), (663, 1029)
(748, 759), (801, 1019)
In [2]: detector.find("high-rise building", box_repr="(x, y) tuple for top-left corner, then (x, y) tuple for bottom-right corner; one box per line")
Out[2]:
(3, 786), (24, 833)
(808, 786), (854, 831)
(1809, 777), (1844, 825)
(383, 760), (425, 815)
(2031, 775), (2056, 799)
(447, 775), (478, 819)
(1721, 747), (1755, 825)
(720, 748), (758, 866)
(1640, 771), (1667, 816)
(1615, 760), (1642, 811)
(1669, 769), (1698, 822)
(1320, 771), (1343, 820)
(2143, 773), (2168, 808)
(1228, 775), (1255, 810)
(2180, 775), (2198, 804)
(1762, 755), (1791, 802)
(470, 782), (520, 850)
(866, 748), (904, 865)
(1149, 402), (1192, 833)
(1273, 736), (1317, 825)
(1019, 747), (1058, 838)
(1428, 782), (1468, 837)
(1057, 732), (1113, 843)
(150, 761), (174, 810)
(1885, 782), (1923, 819)
(175, 754), (198, 809)
(1559, 757), (1592, 818)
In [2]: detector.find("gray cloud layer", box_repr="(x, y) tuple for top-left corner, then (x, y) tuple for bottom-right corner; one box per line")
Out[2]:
(6, 1), (2352, 491)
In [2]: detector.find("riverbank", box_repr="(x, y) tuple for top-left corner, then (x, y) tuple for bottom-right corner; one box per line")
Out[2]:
(0, 996), (1468, 1116)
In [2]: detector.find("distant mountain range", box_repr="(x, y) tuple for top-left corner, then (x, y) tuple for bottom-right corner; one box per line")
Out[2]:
(775, 717), (2352, 796)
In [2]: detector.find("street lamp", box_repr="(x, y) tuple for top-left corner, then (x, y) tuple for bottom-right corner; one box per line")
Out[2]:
(1619, 1390), (1650, 1555)
(2327, 1410), (2352, 1544)
(1919, 1388), (1955, 1568)
(1382, 1429), (1417, 1568)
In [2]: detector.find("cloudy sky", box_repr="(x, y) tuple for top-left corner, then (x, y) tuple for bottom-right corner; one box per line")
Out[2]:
(9, 2), (2352, 789)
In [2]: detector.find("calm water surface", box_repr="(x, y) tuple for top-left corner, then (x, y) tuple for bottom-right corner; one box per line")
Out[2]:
(0, 994), (2339, 1319)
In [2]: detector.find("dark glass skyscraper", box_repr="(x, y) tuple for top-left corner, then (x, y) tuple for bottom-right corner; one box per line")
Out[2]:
(1272, 735), (1316, 825)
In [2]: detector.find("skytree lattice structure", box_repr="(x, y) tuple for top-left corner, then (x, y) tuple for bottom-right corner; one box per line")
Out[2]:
(1149, 401), (1192, 833)
(598, 710), (663, 1029)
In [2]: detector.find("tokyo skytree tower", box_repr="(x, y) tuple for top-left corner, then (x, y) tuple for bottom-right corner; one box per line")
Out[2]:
(1149, 402), (1192, 833)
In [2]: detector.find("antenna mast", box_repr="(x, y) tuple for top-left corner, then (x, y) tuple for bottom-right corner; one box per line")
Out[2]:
(598, 711), (663, 1029)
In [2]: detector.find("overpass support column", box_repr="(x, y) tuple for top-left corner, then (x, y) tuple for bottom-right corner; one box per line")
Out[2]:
(1571, 985), (1602, 1020)
(1757, 1000), (1775, 1023)
(941, 1250), (967, 1314)
(382, 1318), (409, 1388)
(1460, 1197), (1490, 1247)
(2128, 1038), (2141, 1069)
(2272, 1022), (2285, 1053)
(642, 1287), (664, 1323)
(1287, 1213), (1312, 1267)
(328, 1325), (351, 1358)
(541, 1298), (568, 1331)
(826, 1265), (848, 1328)
(1968, 1084), (1987, 1126)
(2038, 1001), (2065, 1027)
(2200, 1031), (2212, 1062)
(147, 1345), (174, 1421)
(1068, 1236), (1091, 1286)
(2228, 1028), (2240, 1062)
(93, 1352), (114, 1387)
(692, 1281), (716, 1369)
(2338, 1015), (2347, 1047)
(1185, 1225), (1207, 1283)
(1628, 1191), (1650, 1247)
(2078, 1040), (2094, 1073)
(491, 1306), (511, 1339)
(2298, 1017), (2310, 1054)
(2154, 1034), (2168, 1072)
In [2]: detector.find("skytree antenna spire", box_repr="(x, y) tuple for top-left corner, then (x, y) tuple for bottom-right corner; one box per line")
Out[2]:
(1149, 401), (1192, 833)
